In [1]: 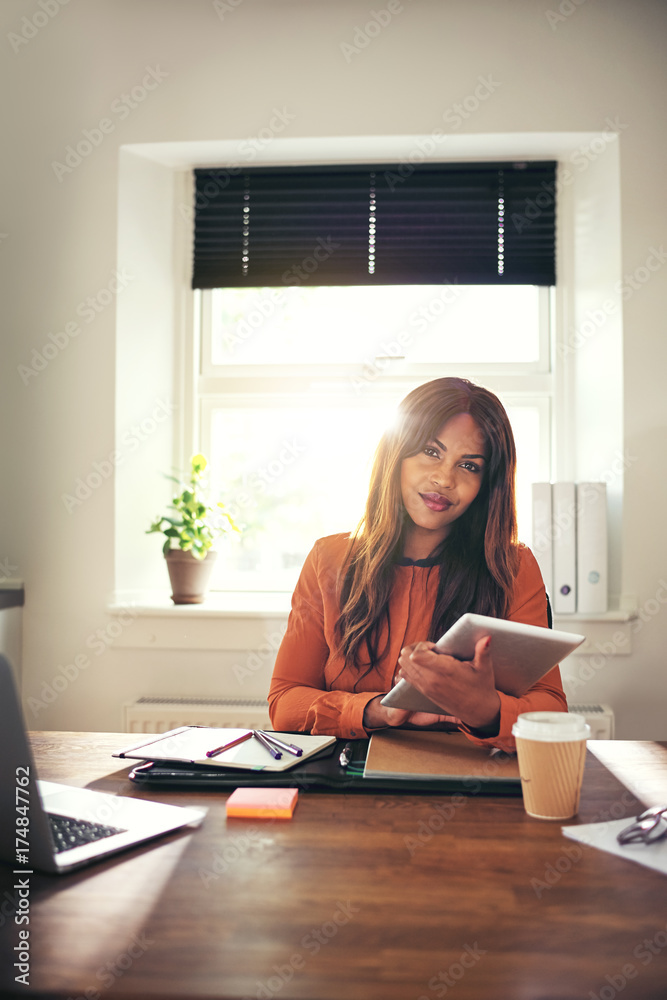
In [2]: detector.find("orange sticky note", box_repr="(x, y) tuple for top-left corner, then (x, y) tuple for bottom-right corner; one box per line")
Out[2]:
(225, 787), (299, 819)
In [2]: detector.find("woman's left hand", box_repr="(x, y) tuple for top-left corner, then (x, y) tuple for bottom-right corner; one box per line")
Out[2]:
(397, 635), (501, 732)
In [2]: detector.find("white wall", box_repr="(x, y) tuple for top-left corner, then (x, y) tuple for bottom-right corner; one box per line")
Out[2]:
(2, 0), (666, 737)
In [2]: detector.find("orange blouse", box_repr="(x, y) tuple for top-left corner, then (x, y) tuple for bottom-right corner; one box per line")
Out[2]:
(268, 533), (567, 751)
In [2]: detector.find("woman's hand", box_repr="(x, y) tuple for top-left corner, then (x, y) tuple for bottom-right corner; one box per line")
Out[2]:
(396, 635), (501, 732)
(362, 696), (449, 732)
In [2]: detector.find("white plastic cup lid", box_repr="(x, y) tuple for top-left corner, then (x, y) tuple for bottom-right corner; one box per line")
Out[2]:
(512, 711), (591, 742)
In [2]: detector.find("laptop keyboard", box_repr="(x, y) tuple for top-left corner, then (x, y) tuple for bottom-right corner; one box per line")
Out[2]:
(48, 813), (127, 854)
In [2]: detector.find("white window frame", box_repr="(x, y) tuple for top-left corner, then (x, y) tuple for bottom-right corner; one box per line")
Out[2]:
(114, 132), (626, 621)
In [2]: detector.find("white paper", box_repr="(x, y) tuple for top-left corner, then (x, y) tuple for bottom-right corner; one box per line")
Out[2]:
(562, 817), (667, 877)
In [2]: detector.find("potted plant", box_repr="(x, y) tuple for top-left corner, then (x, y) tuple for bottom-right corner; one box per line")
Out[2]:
(147, 453), (239, 604)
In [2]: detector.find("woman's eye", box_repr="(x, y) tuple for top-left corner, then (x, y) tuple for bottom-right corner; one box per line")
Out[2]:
(424, 446), (440, 458)
(461, 461), (481, 473)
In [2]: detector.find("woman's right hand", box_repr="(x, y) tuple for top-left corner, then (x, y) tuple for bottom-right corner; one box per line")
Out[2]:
(362, 695), (450, 732)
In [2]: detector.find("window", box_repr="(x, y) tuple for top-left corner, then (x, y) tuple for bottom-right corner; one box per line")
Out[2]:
(196, 282), (552, 592)
(115, 136), (624, 611)
(186, 159), (556, 592)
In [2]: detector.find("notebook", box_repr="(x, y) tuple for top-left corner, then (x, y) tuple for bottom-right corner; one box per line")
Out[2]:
(0, 655), (206, 875)
(113, 727), (336, 772)
(363, 729), (520, 785)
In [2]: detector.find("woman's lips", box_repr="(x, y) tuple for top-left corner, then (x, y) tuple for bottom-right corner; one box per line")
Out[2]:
(419, 492), (453, 512)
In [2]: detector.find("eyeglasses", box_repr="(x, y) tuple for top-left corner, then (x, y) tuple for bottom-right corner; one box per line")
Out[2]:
(617, 805), (667, 846)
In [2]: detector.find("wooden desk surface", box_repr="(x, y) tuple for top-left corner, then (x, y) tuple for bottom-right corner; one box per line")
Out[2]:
(1, 734), (667, 1000)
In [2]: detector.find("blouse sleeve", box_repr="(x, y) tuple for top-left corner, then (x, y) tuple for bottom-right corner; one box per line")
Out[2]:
(459, 546), (568, 752)
(267, 539), (379, 738)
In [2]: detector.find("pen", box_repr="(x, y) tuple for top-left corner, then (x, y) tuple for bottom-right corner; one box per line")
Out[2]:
(339, 743), (353, 767)
(256, 731), (303, 757)
(205, 731), (253, 758)
(252, 730), (282, 759)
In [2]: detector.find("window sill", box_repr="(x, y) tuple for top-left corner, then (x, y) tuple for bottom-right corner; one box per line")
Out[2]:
(107, 593), (636, 654)
(111, 591), (634, 623)
(554, 607), (638, 657)
(110, 590), (291, 619)
(553, 608), (636, 625)
(108, 591), (291, 651)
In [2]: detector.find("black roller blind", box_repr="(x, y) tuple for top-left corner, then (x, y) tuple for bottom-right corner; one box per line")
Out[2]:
(192, 161), (556, 288)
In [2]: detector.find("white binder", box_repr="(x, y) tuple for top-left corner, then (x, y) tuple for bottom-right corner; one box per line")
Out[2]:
(552, 481), (577, 614)
(576, 482), (608, 614)
(531, 482), (553, 599)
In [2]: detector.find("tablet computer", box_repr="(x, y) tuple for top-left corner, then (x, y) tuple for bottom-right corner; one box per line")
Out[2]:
(380, 613), (585, 714)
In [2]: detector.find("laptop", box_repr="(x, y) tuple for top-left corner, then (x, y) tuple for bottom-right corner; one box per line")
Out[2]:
(0, 655), (206, 874)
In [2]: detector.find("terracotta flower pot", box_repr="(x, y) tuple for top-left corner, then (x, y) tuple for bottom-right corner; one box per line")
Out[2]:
(164, 549), (217, 604)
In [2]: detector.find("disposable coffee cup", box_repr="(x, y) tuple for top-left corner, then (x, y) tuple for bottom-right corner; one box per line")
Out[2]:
(512, 712), (590, 820)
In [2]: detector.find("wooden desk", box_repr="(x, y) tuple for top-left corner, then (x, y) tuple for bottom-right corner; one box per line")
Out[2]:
(1, 734), (667, 1000)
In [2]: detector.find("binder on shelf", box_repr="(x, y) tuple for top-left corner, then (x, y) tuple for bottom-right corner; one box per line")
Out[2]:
(552, 481), (577, 614)
(531, 482), (553, 599)
(576, 482), (608, 615)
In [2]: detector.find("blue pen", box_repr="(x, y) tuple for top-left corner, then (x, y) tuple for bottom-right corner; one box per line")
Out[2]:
(252, 730), (282, 759)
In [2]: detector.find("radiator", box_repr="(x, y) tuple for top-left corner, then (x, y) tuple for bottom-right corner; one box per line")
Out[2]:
(124, 696), (272, 734)
(569, 703), (615, 739)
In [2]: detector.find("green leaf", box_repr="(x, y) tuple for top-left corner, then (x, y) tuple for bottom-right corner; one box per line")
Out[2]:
(148, 451), (242, 551)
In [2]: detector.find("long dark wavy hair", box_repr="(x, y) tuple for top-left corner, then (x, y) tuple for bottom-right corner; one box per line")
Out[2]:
(335, 377), (519, 674)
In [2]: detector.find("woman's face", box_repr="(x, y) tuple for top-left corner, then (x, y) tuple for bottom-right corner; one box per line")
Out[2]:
(400, 413), (487, 556)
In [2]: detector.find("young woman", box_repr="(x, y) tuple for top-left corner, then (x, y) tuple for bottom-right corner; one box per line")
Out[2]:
(268, 377), (566, 751)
